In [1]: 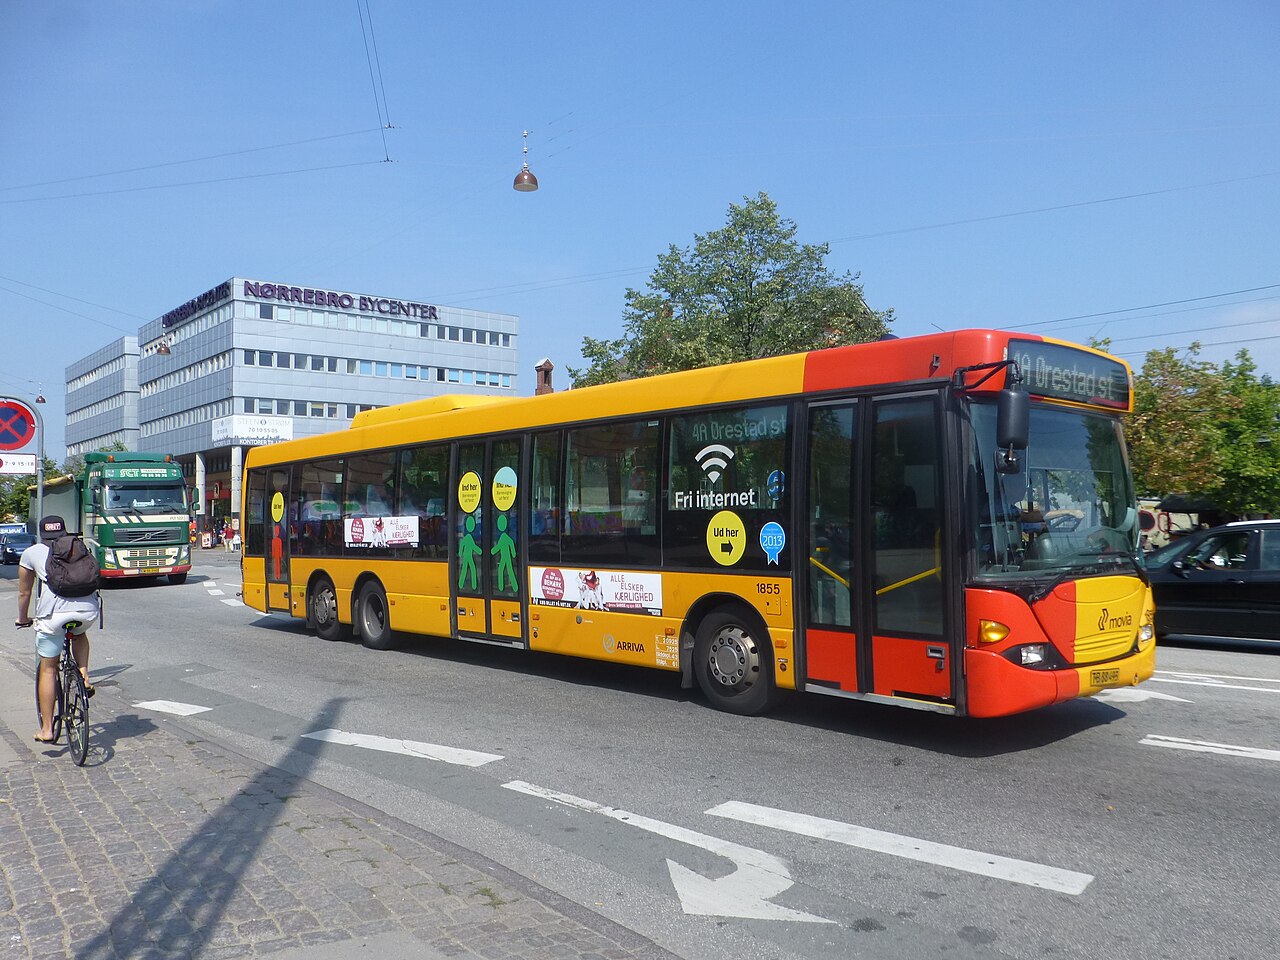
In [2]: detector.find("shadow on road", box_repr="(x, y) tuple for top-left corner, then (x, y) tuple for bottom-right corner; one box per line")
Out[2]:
(74, 697), (346, 959)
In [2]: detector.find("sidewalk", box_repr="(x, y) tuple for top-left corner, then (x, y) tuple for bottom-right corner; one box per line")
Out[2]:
(0, 643), (672, 959)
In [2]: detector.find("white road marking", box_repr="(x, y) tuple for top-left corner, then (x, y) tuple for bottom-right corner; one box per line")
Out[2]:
(221, 599), (241, 607)
(302, 728), (503, 766)
(707, 800), (1093, 896)
(207, 589), (226, 596)
(1095, 687), (1192, 703)
(134, 700), (212, 716)
(1141, 735), (1280, 763)
(503, 780), (831, 922)
(1151, 676), (1280, 694)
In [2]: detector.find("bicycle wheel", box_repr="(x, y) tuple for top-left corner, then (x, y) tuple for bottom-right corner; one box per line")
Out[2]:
(62, 665), (90, 766)
(36, 661), (62, 744)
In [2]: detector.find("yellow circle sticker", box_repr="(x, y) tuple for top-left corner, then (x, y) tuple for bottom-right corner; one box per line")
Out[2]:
(492, 465), (518, 512)
(270, 491), (285, 524)
(706, 510), (746, 566)
(458, 471), (482, 514)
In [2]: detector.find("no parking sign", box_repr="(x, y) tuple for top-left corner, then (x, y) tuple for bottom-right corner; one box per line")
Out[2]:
(0, 400), (36, 451)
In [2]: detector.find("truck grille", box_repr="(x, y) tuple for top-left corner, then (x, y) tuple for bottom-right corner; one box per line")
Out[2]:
(113, 528), (183, 545)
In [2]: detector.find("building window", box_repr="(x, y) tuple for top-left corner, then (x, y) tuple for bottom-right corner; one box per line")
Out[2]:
(406, 366), (418, 379)
(295, 353), (308, 368)
(375, 362), (388, 377)
(243, 398), (254, 413)
(244, 349), (255, 365)
(258, 399), (273, 414)
(436, 368), (445, 381)
(327, 357), (338, 372)
(260, 304), (273, 320)
(312, 355), (325, 371)
(346, 359), (357, 374)
(391, 363), (403, 378)
(276, 400), (291, 415)
(359, 360), (373, 376)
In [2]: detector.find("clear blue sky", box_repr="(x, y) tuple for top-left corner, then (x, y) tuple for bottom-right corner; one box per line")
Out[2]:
(3, 1), (1278, 461)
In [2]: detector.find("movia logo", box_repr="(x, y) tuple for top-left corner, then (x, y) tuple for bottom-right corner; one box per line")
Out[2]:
(1098, 608), (1133, 632)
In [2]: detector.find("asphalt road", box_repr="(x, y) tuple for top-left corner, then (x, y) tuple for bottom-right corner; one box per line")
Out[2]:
(3, 551), (1277, 960)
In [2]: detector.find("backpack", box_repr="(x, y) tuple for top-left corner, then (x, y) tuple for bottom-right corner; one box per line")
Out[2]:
(46, 535), (100, 598)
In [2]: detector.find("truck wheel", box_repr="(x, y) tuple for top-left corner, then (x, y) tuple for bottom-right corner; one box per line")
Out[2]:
(168, 572), (188, 585)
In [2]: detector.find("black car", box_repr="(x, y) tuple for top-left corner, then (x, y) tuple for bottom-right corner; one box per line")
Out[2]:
(0, 532), (36, 565)
(1146, 519), (1280, 644)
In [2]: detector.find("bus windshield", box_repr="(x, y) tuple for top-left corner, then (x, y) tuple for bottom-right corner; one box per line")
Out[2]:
(970, 401), (1140, 580)
(103, 482), (188, 516)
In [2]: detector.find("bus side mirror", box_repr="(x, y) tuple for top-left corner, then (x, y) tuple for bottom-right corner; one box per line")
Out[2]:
(997, 382), (1029, 450)
(995, 381), (1029, 474)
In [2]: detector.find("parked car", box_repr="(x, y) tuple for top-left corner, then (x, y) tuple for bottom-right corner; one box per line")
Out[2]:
(0, 532), (36, 565)
(1146, 519), (1280, 644)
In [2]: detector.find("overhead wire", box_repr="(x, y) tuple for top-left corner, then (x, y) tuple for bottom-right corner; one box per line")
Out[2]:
(357, 0), (393, 161)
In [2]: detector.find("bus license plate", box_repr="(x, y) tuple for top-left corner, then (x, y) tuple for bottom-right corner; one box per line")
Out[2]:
(1091, 667), (1120, 685)
(139, 567), (162, 574)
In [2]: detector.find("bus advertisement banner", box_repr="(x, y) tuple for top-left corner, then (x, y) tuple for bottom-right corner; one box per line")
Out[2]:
(530, 566), (663, 616)
(344, 515), (419, 548)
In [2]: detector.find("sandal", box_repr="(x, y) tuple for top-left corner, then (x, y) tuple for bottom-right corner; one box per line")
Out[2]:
(84, 684), (95, 699)
(34, 734), (56, 744)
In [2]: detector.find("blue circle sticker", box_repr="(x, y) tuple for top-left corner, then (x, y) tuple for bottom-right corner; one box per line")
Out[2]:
(767, 470), (785, 501)
(760, 521), (786, 565)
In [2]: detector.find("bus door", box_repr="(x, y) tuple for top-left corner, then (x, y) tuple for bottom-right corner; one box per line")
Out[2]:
(804, 401), (862, 693)
(265, 466), (291, 612)
(453, 438), (525, 645)
(803, 396), (953, 708)
(867, 394), (952, 706)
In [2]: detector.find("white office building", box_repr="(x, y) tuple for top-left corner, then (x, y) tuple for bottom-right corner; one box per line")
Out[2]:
(66, 277), (519, 525)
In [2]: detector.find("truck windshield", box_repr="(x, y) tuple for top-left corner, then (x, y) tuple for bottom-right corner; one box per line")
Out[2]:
(969, 401), (1140, 581)
(103, 482), (188, 515)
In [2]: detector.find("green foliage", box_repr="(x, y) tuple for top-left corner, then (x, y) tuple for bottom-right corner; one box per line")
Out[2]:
(1125, 342), (1280, 517)
(570, 193), (893, 386)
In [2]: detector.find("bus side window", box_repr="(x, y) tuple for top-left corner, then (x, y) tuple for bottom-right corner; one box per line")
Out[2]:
(530, 431), (562, 562)
(397, 444), (448, 559)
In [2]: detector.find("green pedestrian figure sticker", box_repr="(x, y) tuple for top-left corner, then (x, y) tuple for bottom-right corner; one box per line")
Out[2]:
(491, 514), (517, 592)
(458, 514), (481, 590)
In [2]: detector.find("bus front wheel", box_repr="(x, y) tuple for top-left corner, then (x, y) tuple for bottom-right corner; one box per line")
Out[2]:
(310, 577), (350, 642)
(693, 609), (777, 716)
(356, 581), (395, 650)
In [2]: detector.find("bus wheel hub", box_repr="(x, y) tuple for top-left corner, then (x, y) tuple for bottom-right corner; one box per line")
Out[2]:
(708, 627), (756, 687)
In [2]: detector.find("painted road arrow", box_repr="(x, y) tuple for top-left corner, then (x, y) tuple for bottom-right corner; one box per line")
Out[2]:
(502, 780), (831, 922)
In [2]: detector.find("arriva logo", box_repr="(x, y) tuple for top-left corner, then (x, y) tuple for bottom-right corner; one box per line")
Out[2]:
(602, 635), (646, 654)
(1098, 607), (1134, 632)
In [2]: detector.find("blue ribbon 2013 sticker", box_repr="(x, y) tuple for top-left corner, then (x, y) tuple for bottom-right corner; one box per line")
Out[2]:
(759, 521), (786, 564)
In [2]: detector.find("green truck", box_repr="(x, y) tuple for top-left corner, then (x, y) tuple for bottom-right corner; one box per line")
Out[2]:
(36, 452), (192, 584)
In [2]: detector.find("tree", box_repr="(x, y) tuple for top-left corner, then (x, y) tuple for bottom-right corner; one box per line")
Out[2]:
(569, 193), (893, 386)
(1124, 342), (1280, 517)
(1207, 352), (1280, 516)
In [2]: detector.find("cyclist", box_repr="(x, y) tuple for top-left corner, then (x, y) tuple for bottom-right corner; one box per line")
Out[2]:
(14, 516), (100, 744)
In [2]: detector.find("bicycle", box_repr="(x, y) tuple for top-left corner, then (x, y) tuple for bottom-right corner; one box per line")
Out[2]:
(18, 620), (92, 766)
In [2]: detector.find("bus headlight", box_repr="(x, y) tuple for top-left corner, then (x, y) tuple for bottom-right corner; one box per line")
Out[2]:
(1020, 644), (1047, 665)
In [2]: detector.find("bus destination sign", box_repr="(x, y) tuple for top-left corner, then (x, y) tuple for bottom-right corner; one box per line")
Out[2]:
(1007, 339), (1131, 410)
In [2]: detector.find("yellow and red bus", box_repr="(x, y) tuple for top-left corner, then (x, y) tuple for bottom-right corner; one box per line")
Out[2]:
(240, 329), (1155, 718)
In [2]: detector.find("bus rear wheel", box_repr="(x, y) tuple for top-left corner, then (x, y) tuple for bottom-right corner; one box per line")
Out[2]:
(693, 609), (778, 716)
(356, 581), (395, 650)
(310, 577), (349, 642)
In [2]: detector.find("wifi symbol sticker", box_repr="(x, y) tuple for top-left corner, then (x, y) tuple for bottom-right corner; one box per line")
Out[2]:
(695, 444), (735, 483)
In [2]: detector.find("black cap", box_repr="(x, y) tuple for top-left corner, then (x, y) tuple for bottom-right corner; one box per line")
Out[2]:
(40, 515), (67, 540)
